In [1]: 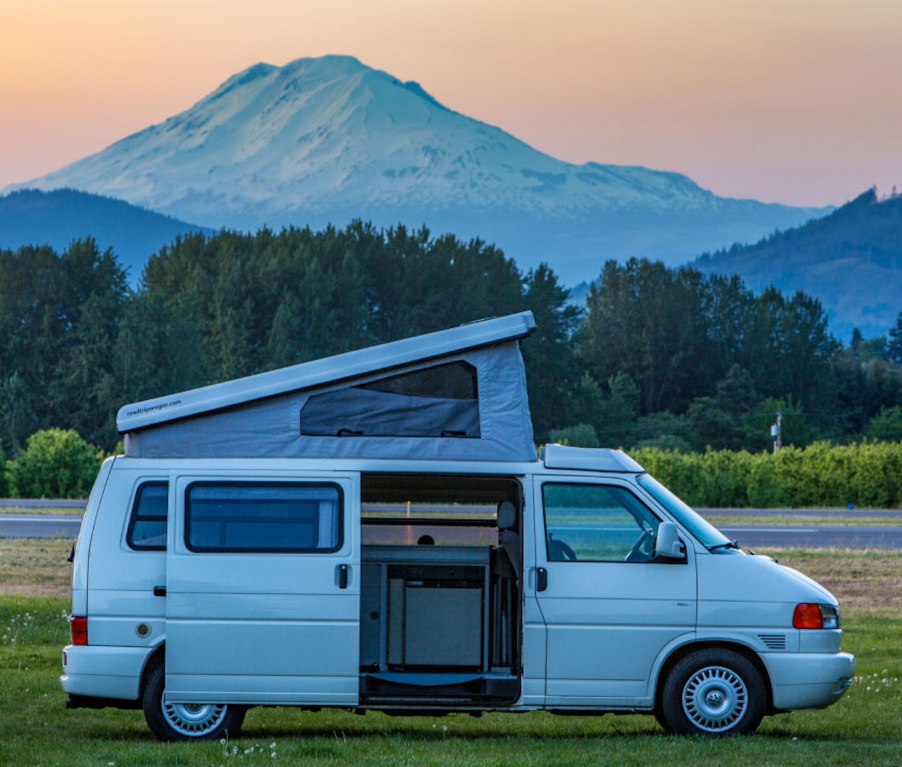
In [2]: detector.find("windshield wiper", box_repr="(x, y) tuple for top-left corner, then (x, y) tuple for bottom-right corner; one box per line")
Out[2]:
(708, 539), (741, 551)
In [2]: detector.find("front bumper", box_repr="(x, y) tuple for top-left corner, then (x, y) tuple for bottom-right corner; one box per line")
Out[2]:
(762, 651), (855, 711)
(61, 644), (153, 701)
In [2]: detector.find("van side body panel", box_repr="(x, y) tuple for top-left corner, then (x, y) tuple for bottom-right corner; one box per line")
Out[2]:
(84, 466), (168, 650)
(69, 457), (115, 618)
(61, 645), (154, 700)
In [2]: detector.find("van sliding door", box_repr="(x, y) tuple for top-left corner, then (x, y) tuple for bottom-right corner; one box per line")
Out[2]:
(165, 472), (360, 706)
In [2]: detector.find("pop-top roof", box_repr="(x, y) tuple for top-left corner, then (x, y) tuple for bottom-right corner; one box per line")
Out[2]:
(118, 311), (536, 433)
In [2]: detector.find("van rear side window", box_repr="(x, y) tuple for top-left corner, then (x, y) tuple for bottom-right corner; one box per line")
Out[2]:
(126, 482), (169, 551)
(185, 483), (343, 553)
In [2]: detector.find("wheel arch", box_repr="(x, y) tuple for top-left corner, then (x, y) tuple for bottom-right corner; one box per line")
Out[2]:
(653, 640), (774, 715)
(139, 642), (166, 697)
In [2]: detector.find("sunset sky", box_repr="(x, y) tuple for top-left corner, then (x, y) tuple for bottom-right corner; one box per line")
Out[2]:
(1, 0), (900, 206)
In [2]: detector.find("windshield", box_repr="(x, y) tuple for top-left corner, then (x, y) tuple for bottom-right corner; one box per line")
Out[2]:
(636, 474), (731, 549)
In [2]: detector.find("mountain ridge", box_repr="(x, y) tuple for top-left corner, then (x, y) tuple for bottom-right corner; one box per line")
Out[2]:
(0, 188), (211, 280)
(695, 189), (902, 339)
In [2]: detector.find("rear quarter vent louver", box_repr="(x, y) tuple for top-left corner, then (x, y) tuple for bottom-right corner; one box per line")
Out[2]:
(758, 634), (787, 650)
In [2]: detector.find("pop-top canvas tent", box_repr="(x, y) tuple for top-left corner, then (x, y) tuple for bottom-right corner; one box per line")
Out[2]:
(118, 311), (537, 462)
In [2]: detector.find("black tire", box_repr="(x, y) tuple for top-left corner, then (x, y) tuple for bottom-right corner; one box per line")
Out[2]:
(142, 662), (246, 742)
(657, 648), (766, 736)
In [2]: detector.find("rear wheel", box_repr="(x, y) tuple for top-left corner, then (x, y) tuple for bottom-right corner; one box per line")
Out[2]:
(142, 662), (246, 742)
(658, 648), (765, 736)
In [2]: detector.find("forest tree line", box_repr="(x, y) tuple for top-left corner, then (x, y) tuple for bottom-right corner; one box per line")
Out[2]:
(1, 223), (901, 461)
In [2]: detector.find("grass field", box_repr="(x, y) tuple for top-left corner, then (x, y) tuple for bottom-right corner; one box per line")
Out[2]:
(0, 540), (900, 766)
(706, 513), (902, 527)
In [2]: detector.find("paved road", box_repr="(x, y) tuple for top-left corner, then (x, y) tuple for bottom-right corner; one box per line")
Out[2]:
(0, 498), (86, 509)
(716, 525), (902, 550)
(2, 513), (901, 549)
(0, 514), (82, 538)
(699, 508), (902, 519)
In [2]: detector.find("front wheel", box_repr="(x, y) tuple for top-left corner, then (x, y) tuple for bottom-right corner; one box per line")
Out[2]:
(142, 662), (246, 742)
(658, 648), (766, 736)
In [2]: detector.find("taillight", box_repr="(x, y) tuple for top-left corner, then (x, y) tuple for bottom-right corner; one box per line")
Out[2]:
(70, 616), (88, 645)
(793, 603), (839, 629)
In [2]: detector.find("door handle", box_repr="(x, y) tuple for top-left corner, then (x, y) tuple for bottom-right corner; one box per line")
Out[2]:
(337, 564), (349, 589)
(536, 567), (548, 592)
(153, 586), (167, 597)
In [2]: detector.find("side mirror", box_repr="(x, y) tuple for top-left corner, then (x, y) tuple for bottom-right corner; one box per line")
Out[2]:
(655, 522), (686, 561)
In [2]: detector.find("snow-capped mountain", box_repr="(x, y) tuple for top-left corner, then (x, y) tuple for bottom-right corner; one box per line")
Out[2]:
(11, 55), (826, 282)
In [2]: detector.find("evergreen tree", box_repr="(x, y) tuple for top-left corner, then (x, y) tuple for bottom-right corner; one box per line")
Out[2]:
(0, 373), (38, 453)
(715, 365), (759, 416)
(684, 397), (741, 451)
(521, 264), (582, 440)
(266, 292), (307, 369)
(889, 312), (902, 365)
(1, 225), (899, 454)
(580, 259), (708, 414)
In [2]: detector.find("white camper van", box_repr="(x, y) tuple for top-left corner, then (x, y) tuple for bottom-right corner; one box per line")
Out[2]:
(62, 311), (854, 740)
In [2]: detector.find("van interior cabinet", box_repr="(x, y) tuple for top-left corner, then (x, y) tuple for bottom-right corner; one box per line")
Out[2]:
(359, 545), (518, 705)
(403, 584), (482, 667)
(361, 547), (490, 671)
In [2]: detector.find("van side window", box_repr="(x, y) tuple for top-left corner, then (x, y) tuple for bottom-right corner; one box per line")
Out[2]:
(542, 483), (661, 563)
(185, 483), (342, 553)
(126, 482), (169, 551)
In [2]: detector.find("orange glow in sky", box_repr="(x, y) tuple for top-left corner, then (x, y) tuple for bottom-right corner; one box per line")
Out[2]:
(1, 0), (900, 205)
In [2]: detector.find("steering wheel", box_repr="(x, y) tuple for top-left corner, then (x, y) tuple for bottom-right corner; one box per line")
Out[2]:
(624, 528), (655, 563)
(548, 535), (577, 561)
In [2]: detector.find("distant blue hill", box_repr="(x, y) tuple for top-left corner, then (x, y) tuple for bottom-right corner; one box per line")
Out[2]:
(0, 188), (211, 282)
(695, 189), (902, 340)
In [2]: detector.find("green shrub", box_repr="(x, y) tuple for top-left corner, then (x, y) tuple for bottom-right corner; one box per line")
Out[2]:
(548, 423), (600, 448)
(632, 434), (692, 453)
(696, 449), (749, 507)
(848, 441), (900, 508)
(5, 429), (102, 498)
(745, 455), (789, 507)
(630, 442), (901, 508)
(632, 448), (703, 504)
(866, 406), (902, 442)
